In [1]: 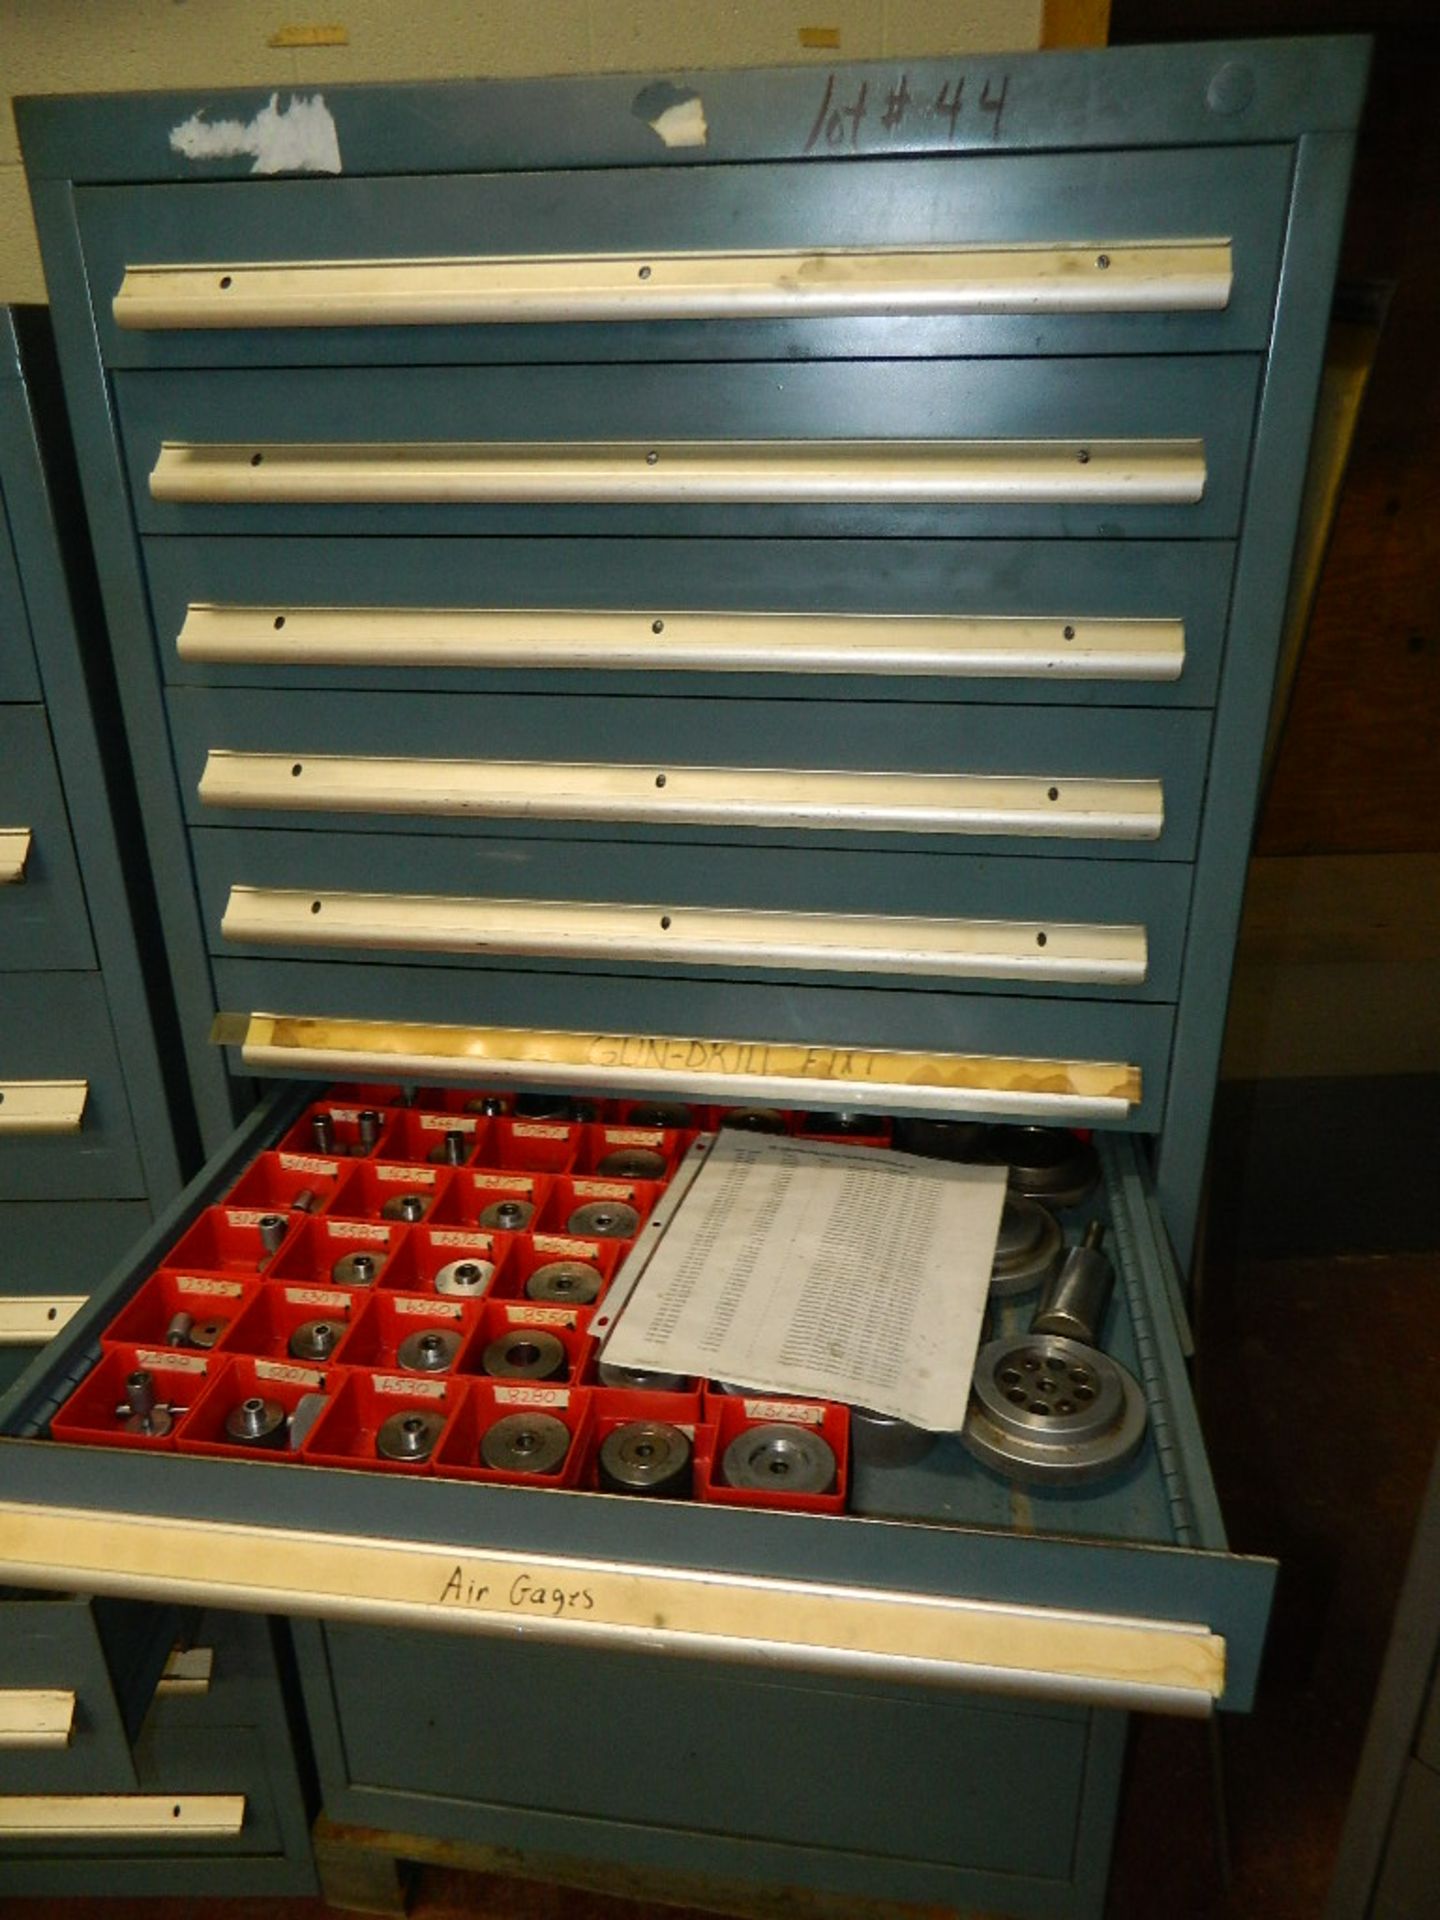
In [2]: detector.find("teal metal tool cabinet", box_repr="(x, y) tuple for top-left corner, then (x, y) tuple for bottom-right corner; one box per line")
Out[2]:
(1, 35), (1365, 1917)
(0, 310), (316, 1892)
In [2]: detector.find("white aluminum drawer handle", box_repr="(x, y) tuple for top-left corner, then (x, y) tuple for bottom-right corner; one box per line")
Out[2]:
(149, 438), (1207, 508)
(0, 1794), (245, 1838)
(211, 1011), (1142, 1122)
(0, 1691), (75, 1750)
(0, 1081), (88, 1134)
(198, 753), (1165, 842)
(115, 240), (1233, 329)
(0, 829), (32, 885)
(0, 1500), (1219, 1716)
(221, 886), (1149, 987)
(0, 1297), (86, 1346)
(178, 604), (1187, 682)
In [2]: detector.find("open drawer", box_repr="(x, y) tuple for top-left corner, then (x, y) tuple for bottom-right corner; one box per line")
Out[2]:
(0, 1080), (1275, 1724)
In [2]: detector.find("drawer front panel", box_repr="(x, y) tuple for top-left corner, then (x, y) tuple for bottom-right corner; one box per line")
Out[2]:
(0, 1201), (150, 1398)
(117, 358), (1260, 541)
(171, 688), (1211, 862)
(145, 534), (1236, 709)
(193, 827), (1192, 1002)
(82, 144), (1291, 365)
(0, 708), (97, 971)
(0, 524), (41, 703)
(0, 974), (145, 1200)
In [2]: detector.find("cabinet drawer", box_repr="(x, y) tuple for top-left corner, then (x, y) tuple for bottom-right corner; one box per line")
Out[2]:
(0, 974), (145, 1200)
(117, 357), (1260, 541)
(170, 687), (1211, 863)
(0, 1201), (152, 1398)
(0, 708), (97, 971)
(83, 144), (1291, 366)
(0, 1089), (1274, 1724)
(145, 534), (1237, 710)
(0, 520), (41, 703)
(193, 827), (1193, 1003)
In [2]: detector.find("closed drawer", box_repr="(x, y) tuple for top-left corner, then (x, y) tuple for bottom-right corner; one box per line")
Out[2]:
(0, 526), (41, 703)
(146, 534), (1237, 710)
(171, 687), (1212, 863)
(0, 708), (97, 971)
(84, 144), (1291, 366)
(0, 1201), (152, 1397)
(0, 974), (145, 1200)
(194, 827), (1194, 1003)
(117, 357), (1260, 542)
(0, 1594), (175, 1794)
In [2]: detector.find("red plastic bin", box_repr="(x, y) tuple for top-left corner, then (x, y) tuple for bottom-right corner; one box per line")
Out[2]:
(165, 1204), (298, 1277)
(487, 1232), (621, 1308)
(277, 1101), (400, 1159)
(375, 1225), (508, 1300)
(698, 1395), (850, 1515)
(327, 1158), (451, 1225)
(266, 1216), (405, 1291)
(433, 1380), (591, 1486)
(302, 1370), (462, 1473)
(222, 1149), (347, 1214)
(224, 1282), (362, 1364)
(340, 1290), (478, 1375)
(428, 1170), (552, 1234)
(536, 1176), (661, 1242)
(52, 1343), (213, 1452)
(101, 1269), (257, 1354)
(458, 1299), (595, 1385)
(176, 1353), (331, 1462)
(380, 1108), (490, 1168)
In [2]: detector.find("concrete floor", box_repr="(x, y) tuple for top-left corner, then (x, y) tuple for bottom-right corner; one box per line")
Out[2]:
(7, 1249), (1437, 1920)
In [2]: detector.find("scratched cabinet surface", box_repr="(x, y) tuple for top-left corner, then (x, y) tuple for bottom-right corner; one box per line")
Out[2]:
(3, 37), (1366, 1920)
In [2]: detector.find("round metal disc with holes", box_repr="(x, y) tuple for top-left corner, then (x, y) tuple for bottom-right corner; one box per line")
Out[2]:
(331, 1249), (384, 1287)
(433, 1257), (493, 1299)
(380, 1191), (430, 1223)
(596, 1148), (668, 1180)
(989, 1197), (1064, 1298)
(598, 1362), (691, 1393)
(479, 1198), (534, 1232)
(626, 1101), (693, 1130)
(224, 1395), (288, 1450)
(983, 1126), (1100, 1209)
(375, 1408), (445, 1463)
(397, 1327), (463, 1374)
(722, 1423), (837, 1495)
(480, 1411), (571, 1477)
(526, 1260), (602, 1306)
(598, 1420), (692, 1496)
(962, 1332), (1146, 1485)
(481, 1330), (568, 1382)
(719, 1107), (787, 1135)
(288, 1318), (343, 1364)
(566, 1200), (639, 1239)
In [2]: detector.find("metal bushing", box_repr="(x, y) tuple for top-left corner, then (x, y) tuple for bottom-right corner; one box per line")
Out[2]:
(481, 1330), (568, 1382)
(989, 1197), (1064, 1298)
(224, 1394), (288, 1450)
(962, 1332), (1147, 1485)
(514, 1093), (595, 1121)
(480, 1411), (571, 1477)
(1033, 1222), (1114, 1347)
(719, 1107), (787, 1135)
(848, 1407), (939, 1470)
(799, 1110), (876, 1137)
(121, 1368), (173, 1438)
(428, 1129), (470, 1165)
(165, 1311), (228, 1351)
(598, 1420), (692, 1497)
(479, 1198), (534, 1232)
(310, 1112), (336, 1153)
(375, 1407), (445, 1463)
(982, 1125), (1100, 1209)
(289, 1318), (343, 1364)
(397, 1327), (463, 1374)
(291, 1186), (321, 1213)
(892, 1118), (989, 1162)
(722, 1422), (837, 1496)
(526, 1260), (602, 1306)
(596, 1148), (668, 1180)
(331, 1249), (384, 1287)
(464, 1094), (508, 1116)
(597, 1362), (692, 1393)
(356, 1109), (382, 1153)
(625, 1102), (693, 1130)
(258, 1213), (289, 1258)
(566, 1200), (639, 1239)
(380, 1191), (430, 1223)
(433, 1257), (493, 1299)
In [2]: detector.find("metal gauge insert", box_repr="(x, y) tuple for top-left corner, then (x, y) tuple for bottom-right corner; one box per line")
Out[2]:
(380, 1191), (430, 1223)
(289, 1318), (343, 1363)
(396, 1327), (463, 1374)
(224, 1394), (288, 1450)
(375, 1407), (445, 1462)
(963, 1332), (1146, 1485)
(480, 1411), (571, 1476)
(597, 1362), (692, 1392)
(625, 1102), (693, 1129)
(433, 1257), (493, 1298)
(479, 1198), (534, 1232)
(595, 1148), (667, 1180)
(892, 1117), (989, 1162)
(984, 1125), (1100, 1209)
(331, 1249), (384, 1287)
(598, 1419), (692, 1496)
(719, 1107), (787, 1134)
(566, 1200), (639, 1239)
(481, 1330), (567, 1381)
(525, 1260), (602, 1305)
(721, 1423), (837, 1495)
(989, 1197), (1064, 1298)
(428, 1129), (469, 1165)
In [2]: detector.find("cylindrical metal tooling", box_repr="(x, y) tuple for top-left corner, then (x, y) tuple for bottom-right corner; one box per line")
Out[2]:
(962, 1330), (1146, 1485)
(719, 1107), (787, 1134)
(1032, 1222), (1114, 1347)
(984, 1125), (1099, 1209)
(482, 1330), (568, 1381)
(566, 1200), (639, 1239)
(799, 1110), (874, 1136)
(310, 1112), (336, 1153)
(188, 1317), (227, 1350)
(331, 1249), (383, 1287)
(597, 1362), (692, 1393)
(892, 1117), (988, 1162)
(989, 1197), (1064, 1298)
(397, 1327), (462, 1374)
(380, 1191), (429, 1223)
(596, 1147), (667, 1180)
(291, 1187), (320, 1213)
(465, 1094), (507, 1115)
(356, 1108), (382, 1152)
(428, 1129), (469, 1165)
(526, 1260), (602, 1305)
(626, 1101), (693, 1130)
(433, 1257), (492, 1298)
(480, 1411), (571, 1477)
(514, 1092), (593, 1121)
(479, 1198), (534, 1232)
(164, 1312), (195, 1348)
(375, 1408), (445, 1463)
(598, 1420), (693, 1496)
(289, 1318), (343, 1363)
(121, 1367), (167, 1436)
(224, 1394), (288, 1450)
(848, 1407), (938, 1470)
(258, 1213), (288, 1257)
(722, 1422), (837, 1495)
